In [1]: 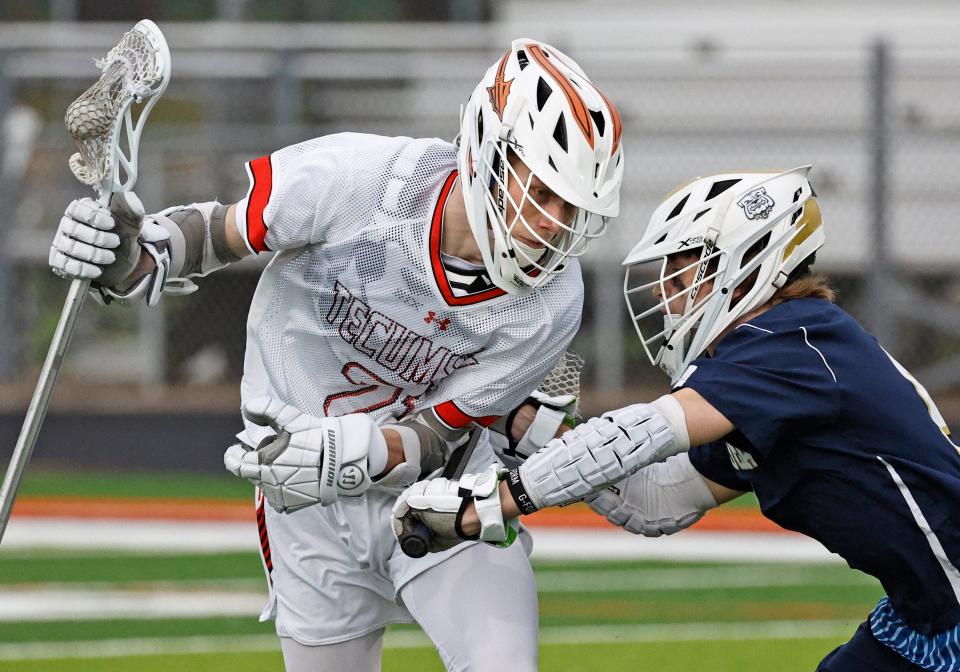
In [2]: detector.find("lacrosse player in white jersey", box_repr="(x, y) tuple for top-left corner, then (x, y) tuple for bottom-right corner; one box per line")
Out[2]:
(48, 39), (623, 671)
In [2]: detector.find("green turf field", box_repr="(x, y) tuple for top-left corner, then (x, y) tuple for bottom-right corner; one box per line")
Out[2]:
(16, 468), (256, 500)
(1, 470), (872, 670)
(0, 549), (881, 670)
(0, 639), (855, 672)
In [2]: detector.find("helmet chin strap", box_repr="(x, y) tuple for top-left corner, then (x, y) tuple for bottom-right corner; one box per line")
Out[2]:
(660, 312), (699, 382)
(512, 237), (548, 263)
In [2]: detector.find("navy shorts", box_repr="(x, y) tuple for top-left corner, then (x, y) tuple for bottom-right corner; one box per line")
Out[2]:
(817, 621), (926, 672)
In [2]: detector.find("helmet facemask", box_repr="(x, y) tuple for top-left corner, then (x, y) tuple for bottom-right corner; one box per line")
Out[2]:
(624, 244), (726, 381)
(481, 141), (608, 289)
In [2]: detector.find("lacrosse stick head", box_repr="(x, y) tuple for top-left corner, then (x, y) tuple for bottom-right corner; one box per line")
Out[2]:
(538, 349), (585, 422)
(64, 19), (170, 198)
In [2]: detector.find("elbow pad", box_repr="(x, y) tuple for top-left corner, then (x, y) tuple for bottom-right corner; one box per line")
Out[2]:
(507, 401), (678, 513)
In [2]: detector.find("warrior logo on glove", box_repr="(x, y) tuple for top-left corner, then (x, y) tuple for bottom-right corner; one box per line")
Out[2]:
(224, 397), (389, 513)
(338, 464), (364, 491)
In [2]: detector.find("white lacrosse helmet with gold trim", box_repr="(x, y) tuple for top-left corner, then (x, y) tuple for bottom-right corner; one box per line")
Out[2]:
(457, 38), (624, 294)
(623, 166), (825, 383)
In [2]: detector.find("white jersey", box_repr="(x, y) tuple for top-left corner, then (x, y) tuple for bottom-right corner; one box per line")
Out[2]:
(232, 133), (583, 644)
(235, 133), (583, 445)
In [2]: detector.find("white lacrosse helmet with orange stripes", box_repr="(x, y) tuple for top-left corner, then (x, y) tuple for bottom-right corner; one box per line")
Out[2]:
(456, 38), (624, 294)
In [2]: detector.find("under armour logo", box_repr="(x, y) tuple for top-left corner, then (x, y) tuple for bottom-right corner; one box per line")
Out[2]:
(424, 311), (450, 331)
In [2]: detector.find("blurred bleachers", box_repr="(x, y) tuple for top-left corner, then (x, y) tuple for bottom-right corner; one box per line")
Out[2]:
(1, 2), (959, 426)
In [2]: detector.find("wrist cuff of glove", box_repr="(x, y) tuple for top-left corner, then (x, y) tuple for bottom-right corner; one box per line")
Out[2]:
(474, 469), (507, 542)
(453, 466), (514, 544)
(454, 498), (480, 541)
(376, 425), (422, 484)
(506, 467), (540, 515)
(514, 404), (567, 459)
(92, 238), (170, 307)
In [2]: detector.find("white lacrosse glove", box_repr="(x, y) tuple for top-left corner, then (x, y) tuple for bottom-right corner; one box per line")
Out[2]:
(223, 397), (389, 513)
(391, 464), (519, 553)
(585, 453), (717, 537)
(49, 192), (172, 306)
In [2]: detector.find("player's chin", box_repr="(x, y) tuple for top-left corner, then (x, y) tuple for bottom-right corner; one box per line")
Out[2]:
(513, 235), (547, 250)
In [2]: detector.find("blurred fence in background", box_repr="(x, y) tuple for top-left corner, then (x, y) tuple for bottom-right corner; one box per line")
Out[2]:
(1, 10), (960, 420)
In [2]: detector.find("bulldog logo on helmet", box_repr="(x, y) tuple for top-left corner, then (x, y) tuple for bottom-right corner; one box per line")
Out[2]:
(737, 187), (775, 220)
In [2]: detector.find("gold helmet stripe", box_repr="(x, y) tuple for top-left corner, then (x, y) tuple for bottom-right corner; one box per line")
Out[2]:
(783, 198), (822, 261)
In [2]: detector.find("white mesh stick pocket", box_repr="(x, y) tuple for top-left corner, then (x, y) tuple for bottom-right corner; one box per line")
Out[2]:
(64, 19), (170, 195)
(539, 349), (585, 421)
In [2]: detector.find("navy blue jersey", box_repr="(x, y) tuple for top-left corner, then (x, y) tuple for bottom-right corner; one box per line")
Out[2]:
(680, 298), (960, 647)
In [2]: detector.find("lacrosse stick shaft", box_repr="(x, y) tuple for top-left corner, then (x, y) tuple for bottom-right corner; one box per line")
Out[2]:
(398, 430), (484, 557)
(0, 19), (169, 546)
(0, 277), (90, 542)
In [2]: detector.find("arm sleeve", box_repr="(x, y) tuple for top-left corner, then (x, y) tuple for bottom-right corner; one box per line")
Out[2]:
(234, 136), (353, 253)
(678, 324), (841, 459)
(688, 441), (752, 492)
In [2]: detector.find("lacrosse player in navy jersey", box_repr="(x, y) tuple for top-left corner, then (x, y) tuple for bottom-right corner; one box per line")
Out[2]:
(394, 167), (960, 672)
(48, 39), (623, 672)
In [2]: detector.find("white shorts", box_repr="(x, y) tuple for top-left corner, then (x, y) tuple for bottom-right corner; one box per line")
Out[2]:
(255, 469), (532, 644)
(278, 540), (539, 672)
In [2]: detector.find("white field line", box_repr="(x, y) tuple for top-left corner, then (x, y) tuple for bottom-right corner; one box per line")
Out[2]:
(4, 518), (840, 563)
(0, 621), (858, 661)
(2, 518), (259, 553)
(535, 565), (876, 592)
(0, 588), (268, 622)
(529, 529), (841, 563)
(0, 564), (875, 621)
(12, 578), (267, 592)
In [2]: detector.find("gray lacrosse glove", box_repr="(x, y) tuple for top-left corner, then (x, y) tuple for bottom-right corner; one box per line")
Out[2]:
(49, 192), (172, 306)
(224, 397), (389, 513)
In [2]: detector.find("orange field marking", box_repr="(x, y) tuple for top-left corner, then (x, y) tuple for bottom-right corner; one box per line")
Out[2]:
(12, 497), (787, 533)
(12, 496), (252, 522)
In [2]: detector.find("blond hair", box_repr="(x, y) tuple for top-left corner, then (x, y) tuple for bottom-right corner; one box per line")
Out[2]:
(770, 273), (836, 305)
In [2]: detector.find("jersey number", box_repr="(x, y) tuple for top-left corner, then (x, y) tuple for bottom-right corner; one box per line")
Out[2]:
(323, 362), (417, 419)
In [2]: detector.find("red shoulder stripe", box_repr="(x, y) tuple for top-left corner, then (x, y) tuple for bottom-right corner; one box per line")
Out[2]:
(434, 400), (498, 429)
(246, 155), (274, 253)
